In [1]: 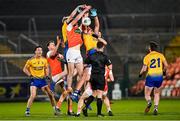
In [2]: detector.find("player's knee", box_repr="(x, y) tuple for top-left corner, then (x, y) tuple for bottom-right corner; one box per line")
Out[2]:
(62, 90), (68, 96)
(154, 92), (160, 96)
(48, 91), (54, 98)
(67, 87), (72, 92)
(30, 94), (36, 100)
(67, 73), (73, 79)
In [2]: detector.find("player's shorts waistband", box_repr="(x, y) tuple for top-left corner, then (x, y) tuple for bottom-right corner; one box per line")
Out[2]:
(87, 48), (96, 56)
(68, 48), (81, 53)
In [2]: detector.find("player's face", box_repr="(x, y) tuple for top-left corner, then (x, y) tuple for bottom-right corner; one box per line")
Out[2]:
(48, 42), (55, 50)
(83, 12), (89, 17)
(35, 47), (43, 57)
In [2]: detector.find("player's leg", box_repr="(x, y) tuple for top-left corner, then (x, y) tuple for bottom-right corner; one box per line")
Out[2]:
(25, 86), (37, 116)
(56, 90), (68, 112)
(70, 62), (83, 103)
(56, 81), (68, 114)
(75, 62), (84, 83)
(153, 76), (163, 115)
(67, 97), (74, 116)
(144, 86), (153, 113)
(102, 93), (113, 116)
(76, 67), (90, 91)
(41, 85), (57, 114)
(96, 89), (104, 117)
(76, 87), (92, 116)
(67, 62), (75, 92)
(71, 67), (90, 102)
(82, 90), (97, 117)
(153, 87), (161, 115)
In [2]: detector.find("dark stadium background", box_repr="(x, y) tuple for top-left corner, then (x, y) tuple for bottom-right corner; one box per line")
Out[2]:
(0, 0), (180, 101)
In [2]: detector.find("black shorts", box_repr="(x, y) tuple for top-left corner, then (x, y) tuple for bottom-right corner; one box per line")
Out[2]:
(90, 74), (105, 91)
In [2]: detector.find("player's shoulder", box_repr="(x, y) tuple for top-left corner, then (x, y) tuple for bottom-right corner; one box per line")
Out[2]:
(41, 56), (47, 60)
(157, 51), (165, 56)
(46, 51), (52, 58)
(28, 56), (35, 61)
(100, 52), (109, 59)
(143, 52), (151, 60)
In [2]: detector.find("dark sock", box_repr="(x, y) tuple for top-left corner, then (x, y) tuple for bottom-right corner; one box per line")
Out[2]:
(67, 99), (70, 112)
(147, 100), (152, 104)
(85, 96), (94, 107)
(26, 108), (30, 111)
(75, 90), (81, 95)
(97, 98), (103, 115)
(154, 105), (158, 109)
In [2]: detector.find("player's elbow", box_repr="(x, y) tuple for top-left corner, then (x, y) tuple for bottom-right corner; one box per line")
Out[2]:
(103, 41), (107, 45)
(23, 67), (27, 73)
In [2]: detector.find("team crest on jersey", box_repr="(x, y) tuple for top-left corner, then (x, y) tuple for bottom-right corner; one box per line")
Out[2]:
(75, 28), (81, 34)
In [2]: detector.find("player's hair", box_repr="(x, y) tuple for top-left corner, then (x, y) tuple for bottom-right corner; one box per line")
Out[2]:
(46, 41), (55, 47)
(149, 41), (158, 51)
(34, 45), (42, 51)
(97, 41), (104, 49)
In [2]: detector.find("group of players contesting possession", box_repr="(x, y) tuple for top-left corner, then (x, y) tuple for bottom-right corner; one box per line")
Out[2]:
(23, 4), (168, 117)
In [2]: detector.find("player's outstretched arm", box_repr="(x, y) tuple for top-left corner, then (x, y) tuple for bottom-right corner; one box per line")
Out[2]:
(68, 5), (91, 27)
(47, 36), (61, 57)
(90, 8), (100, 35)
(67, 4), (86, 23)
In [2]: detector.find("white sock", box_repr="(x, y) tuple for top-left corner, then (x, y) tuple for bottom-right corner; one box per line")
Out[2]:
(107, 107), (111, 112)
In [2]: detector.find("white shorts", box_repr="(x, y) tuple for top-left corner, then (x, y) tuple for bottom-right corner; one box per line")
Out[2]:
(52, 73), (64, 83)
(66, 48), (83, 63)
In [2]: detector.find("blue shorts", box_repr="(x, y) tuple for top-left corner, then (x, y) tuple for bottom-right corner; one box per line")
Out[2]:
(50, 81), (56, 92)
(87, 48), (96, 57)
(30, 78), (47, 88)
(145, 75), (163, 88)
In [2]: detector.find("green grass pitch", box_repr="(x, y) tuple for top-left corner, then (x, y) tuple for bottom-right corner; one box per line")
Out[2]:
(0, 99), (180, 120)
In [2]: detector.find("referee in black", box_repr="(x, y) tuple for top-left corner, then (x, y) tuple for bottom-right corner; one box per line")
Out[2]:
(82, 41), (113, 117)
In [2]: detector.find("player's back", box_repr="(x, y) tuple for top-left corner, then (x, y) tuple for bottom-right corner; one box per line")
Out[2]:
(83, 33), (97, 52)
(144, 51), (166, 76)
(86, 51), (111, 75)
